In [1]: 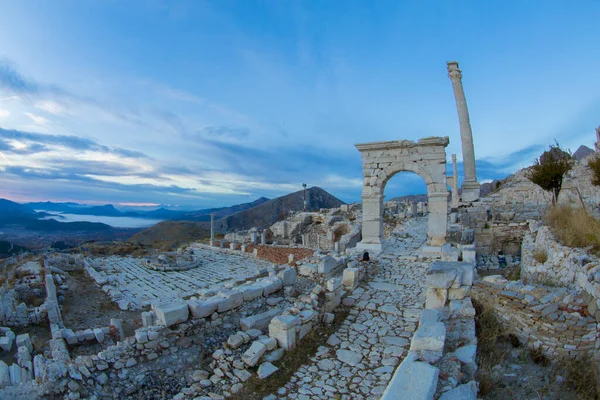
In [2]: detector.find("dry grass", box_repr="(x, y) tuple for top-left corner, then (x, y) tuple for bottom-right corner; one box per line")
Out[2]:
(473, 298), (515, 396)
(229, 306), (351, 400)
(557, 357), (599, 400)
(533, 248), (548, 264)
(546, 205), (600, 254)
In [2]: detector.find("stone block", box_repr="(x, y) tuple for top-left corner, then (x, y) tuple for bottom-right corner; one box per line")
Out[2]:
(9, 363), (21, 385)
(135, 330), (148, 344)
(83, 329), (95, 341)
(0, 361), (9, 388)
(63, 329), (78, 345)
(187, 298), (219, 319)
(277, 268), (297, 287)
(449, 298), (476, 318)
(227, 334), (244, 350)
(298, 263), (318, 276)
(258, 277), (283, 296)
(257, 362), (279, 379)
(16, 333), (32, 353)
(154, 300), (189, 327)
(216, 290), (244, 312)
(448, 286), (471, 300)
(419, 309), (441, 326)
(462, 247), (476, 265)
(263, 348), (285, 363)
(318, 256), (337, 274)
(93, 328), (105, 343)
(456, 263), (475, 286)
(240, 284), (264, 301)
(439, 381), (477, 400)
(269, 315), (300, 351)
(326, 277), (342, 292)
(240, 308), (282, 331)
(427, 262), (458, 289)
(410, 322), (446, 352)
(425, 288), (448, 309)
(342, 267), (361, 289)
(242, 341), (267, 367)
(380, 353), (438, 399)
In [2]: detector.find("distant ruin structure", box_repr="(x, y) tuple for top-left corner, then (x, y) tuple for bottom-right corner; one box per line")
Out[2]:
(595, 126), (600, 152)
(355, 137), (449, 250)
(447, 61), (480, 202)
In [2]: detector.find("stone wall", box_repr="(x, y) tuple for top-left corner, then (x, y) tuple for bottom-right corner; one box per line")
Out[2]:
(521, 224), (600, 322)
(382, 260), (478, 400)
(473, 277), (599, 360)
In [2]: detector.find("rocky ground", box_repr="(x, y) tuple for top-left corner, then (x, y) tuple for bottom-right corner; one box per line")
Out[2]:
(263, 217), (430, 400)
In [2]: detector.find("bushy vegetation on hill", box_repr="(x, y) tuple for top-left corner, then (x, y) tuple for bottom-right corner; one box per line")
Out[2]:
(588, 156), (600, 186)
(526, 142), (574, 204)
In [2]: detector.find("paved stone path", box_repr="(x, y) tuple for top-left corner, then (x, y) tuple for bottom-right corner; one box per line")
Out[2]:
(267, 217), (430, 400)
(93, 247), (273, 308)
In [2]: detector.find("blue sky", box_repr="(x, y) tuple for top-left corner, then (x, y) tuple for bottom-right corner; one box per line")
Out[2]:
(0, 1), (599, 208)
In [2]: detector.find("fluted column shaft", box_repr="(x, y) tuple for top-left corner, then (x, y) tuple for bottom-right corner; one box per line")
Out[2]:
(447, 61), (477, 183)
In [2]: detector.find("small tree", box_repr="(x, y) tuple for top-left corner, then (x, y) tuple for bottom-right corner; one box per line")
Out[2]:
(588, 156), (600, 186)
(525, 142), (574, 205)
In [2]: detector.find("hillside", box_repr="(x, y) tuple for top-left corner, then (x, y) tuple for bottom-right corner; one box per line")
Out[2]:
(128, 221), (210, 246)
(483, 152), (600, 209)
(213, 186), (345, 232)
(129, 187), (345, 245)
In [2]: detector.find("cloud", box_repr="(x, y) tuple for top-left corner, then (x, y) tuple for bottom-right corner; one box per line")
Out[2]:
(0, 60), (40, 95)
(24, 112), (51, 125)
(0, 109), (9, 119)
(35, 100), (67, 115)
(0, 127), (149, 157)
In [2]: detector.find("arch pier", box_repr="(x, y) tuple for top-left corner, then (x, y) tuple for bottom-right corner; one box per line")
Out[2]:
(355, 136), (449, 251)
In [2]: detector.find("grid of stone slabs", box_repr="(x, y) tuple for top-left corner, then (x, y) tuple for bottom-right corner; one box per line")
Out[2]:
(266, 218), (430, 400)
(93, 247), (274, 309)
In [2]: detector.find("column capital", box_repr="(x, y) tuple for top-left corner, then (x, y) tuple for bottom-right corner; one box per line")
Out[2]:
(447, 61), (462, 81)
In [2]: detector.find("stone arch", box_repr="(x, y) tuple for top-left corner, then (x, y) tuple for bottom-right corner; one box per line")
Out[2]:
(355, 136), (449, 250)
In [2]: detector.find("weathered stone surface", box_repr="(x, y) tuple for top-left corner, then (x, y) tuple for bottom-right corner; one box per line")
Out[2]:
(426, 262), (458, 289)
(410, 322), (446, 352)
(216, 290), (244, 312)
(240, 284), (264, 301)
(242, 341), (267, 367)
(187, 298), (220, 319)
(257, 362), (279, 379)
(439, 381), (477, 400)
(425, 288), (448, 309)
(240, 308), (282, 331)
(277, 268), (297, 286)
(154, 300), (189, 327)
(336, 349), (363, 366)
(380, 353), (438, 400)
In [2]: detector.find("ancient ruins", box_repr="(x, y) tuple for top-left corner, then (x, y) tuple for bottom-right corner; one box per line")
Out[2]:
(1, 62), (599, 400)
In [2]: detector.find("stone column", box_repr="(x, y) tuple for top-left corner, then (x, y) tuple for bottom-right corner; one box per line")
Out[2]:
(357, 194), (384, 251)
(595, 126), (600, 152)
(451, 154), (460, 210)
(261, 231), (267, 245)
(447, 61), (480, 202)
(427, 192), (448, 246)
(210, 214), (214, 247)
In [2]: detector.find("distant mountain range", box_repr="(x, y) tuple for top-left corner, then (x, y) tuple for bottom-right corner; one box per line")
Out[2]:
(129, 186), (346, 246)
(25, 197), (271, 221)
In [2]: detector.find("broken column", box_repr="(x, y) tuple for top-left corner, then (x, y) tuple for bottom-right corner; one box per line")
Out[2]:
(210, 213), (215, 247)
(451, 153), (460, 210)
(447, 61), (480, 202)
(596, 126), (600, 152)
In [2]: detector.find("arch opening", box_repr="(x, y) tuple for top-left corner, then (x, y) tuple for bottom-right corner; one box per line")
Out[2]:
(355, 137), (450, 250)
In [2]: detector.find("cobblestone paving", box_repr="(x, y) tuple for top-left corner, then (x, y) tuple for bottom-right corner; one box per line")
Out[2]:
(93, 247), (273, 308)
(267, 217), (431, 400)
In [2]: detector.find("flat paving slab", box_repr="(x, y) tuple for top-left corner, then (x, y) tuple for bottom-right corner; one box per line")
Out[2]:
(90, 246), (274, 309)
